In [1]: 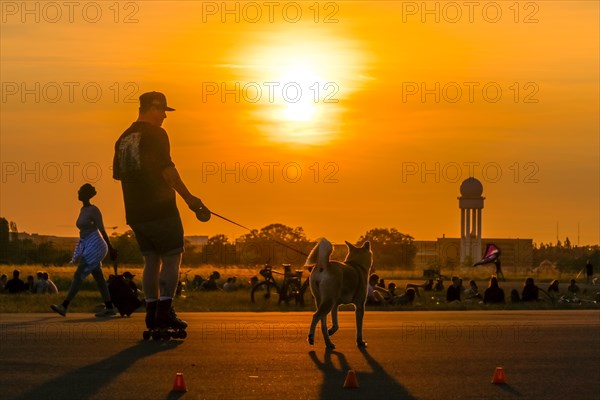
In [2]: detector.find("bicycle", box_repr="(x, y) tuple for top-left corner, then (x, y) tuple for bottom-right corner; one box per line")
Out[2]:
(250, 263), (311, 306)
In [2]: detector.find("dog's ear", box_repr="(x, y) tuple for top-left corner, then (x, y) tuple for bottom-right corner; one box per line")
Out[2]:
(362, 241), (371, 251)
(345, 240), (356, 250)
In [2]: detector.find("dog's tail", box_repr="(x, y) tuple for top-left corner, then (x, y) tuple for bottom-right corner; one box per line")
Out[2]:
(305, 238), (333, 267)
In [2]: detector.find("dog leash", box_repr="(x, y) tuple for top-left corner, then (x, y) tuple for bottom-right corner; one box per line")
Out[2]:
(209, 211), (309, 257)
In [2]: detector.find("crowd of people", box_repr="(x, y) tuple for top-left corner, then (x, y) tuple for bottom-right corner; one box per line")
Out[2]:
(364, 272), (597, 307)
(2, 266), (598, 310)
(0, 269), (58, 294)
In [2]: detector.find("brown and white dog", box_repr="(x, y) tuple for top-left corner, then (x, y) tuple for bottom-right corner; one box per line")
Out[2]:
(305, 238), (373, 349)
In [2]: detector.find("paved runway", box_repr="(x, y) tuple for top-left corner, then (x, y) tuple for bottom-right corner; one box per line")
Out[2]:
(1, 311), (599, 399)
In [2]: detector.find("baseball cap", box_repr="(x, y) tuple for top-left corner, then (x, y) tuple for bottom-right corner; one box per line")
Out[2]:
(123, 271), (136, 279)
(139, 91), (175, 111)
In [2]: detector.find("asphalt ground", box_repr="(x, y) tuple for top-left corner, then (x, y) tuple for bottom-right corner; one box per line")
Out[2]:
(1, 311), (599, 400)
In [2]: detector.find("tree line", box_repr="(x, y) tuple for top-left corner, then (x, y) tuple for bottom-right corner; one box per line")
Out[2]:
(0, 218), (417, 268)
(2, 217), (597, 270)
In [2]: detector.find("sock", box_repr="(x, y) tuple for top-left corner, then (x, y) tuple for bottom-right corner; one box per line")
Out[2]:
(159, 296), (172, 301)
(62, 300), (70, 309)
(105, 301), (114, 309)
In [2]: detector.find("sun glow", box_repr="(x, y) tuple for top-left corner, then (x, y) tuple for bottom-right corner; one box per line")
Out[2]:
(228, 30), (368, 144)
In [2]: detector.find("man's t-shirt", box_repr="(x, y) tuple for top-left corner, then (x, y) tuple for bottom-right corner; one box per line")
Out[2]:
(113, 121), (179, 224)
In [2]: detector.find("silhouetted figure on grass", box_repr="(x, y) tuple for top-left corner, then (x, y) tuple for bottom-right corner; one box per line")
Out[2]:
(510, 289), (520, 303)
(446, 276), (462, 302)
(367, 274), (389, 305)
(43, 272), (58, 294)
(201, 271), (221, 291)
(585, 260), (593, 284)
(51, 184), (117, 317)
(465, 279), (482, 300)
(5, 269), (26, 294)
(567, 279), (580, 296)
(548, 279), (559, 294)
(494, 259), (506, 282)
(390, 287), (416, 305)
(405, 279), (435, 297)
(484, 276), (505, 304)
(24, 275), (35, 293)
(521, 277), (539, 302)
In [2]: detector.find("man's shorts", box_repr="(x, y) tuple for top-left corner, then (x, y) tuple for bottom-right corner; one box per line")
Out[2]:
(130, 217), (184, 257)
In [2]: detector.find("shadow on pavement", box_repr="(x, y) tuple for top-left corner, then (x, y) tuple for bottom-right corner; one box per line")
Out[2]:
(309, 348), (416, 400)
(13, 341), (182, 400)
(495, 383), (523, 396)
(165, 391), (186, 400)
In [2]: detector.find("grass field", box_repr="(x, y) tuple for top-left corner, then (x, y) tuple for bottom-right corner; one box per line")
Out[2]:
(1, 264), (598, 313)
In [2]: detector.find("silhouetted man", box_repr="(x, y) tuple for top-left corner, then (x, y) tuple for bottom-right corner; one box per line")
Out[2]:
(113, 91), (205, 335)
(585, 260), (594, 284)
(5, 269), (25, 294)
(494, 259), (506, 282)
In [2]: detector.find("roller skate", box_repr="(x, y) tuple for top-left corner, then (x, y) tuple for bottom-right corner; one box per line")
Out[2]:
(155, 299), (188, 340)
(142, 300), (158, 341)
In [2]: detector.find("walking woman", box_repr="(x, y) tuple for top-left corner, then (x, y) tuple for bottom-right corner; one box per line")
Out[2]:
(51, 184), (118, 317)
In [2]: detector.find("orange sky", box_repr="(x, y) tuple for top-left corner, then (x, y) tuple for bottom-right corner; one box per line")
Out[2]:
(1, 1), (598, 246)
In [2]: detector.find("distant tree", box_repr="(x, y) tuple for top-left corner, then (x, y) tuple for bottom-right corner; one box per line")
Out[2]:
(236, 223), (311, 265)
(357, 228), (416, 268)
(200, 234), (237, 265)
(533, 241), (599, 272)
(111, 230), (143, 264)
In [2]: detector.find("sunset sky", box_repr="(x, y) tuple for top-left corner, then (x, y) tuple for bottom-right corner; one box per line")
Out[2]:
(1, 1), (598, 246)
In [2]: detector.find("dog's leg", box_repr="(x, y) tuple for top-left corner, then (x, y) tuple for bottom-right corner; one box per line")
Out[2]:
(320, 313), (335, 350)
(308, 311), (320, 345)
(314, 298), (336, 349)
(355, 304), (367, 348)
(328, 304), (339, 336)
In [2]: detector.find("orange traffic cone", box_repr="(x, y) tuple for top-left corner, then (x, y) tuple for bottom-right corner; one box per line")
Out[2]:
(491, 367), (506, 384)
(343, 370), (359, 388)
(172, 372), (188, 392)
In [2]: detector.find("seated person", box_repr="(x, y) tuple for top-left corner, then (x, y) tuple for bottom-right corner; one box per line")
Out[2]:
(548, 279), (559, 294)
(42, 272), (59, 294)
(367, 274), (389, 305)
(388, 282), (397, 297)
(521, 277), (539, 302)
(201, 271), (221, 291)
(423, 279), (434, 291)
(434, 278), (445, 292)
(483, 276), (505, 304)
(446, 276), (462, 302)
(123, 271), (139, 295)
(406, 279), (435, 297)
(510, 289), (520, 303)
(223, 276), (238, 291)
(390, 288), (416, 305)
(464, 280), (482, 300)
(567, 279), (580, 295)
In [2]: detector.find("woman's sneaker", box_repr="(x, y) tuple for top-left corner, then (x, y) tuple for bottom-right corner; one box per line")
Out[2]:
(50, 304), (67, 316)
(95, 307), (118, 317)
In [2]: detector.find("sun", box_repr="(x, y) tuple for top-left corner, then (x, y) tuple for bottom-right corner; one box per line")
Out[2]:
(231, 30), (368, 144)
(282, 101), (316, 122)
(277, 66), (323, 122)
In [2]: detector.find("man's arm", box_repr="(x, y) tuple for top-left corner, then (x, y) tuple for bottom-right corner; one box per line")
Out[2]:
(162, 166), (203, 210)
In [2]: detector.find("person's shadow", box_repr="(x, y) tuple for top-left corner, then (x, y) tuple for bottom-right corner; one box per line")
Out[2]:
(13, 341), (182, 400)
(309, 348), (416, 400)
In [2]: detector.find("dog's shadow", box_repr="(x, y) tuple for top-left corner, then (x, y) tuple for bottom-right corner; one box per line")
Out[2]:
(308, 348), (416, 400)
